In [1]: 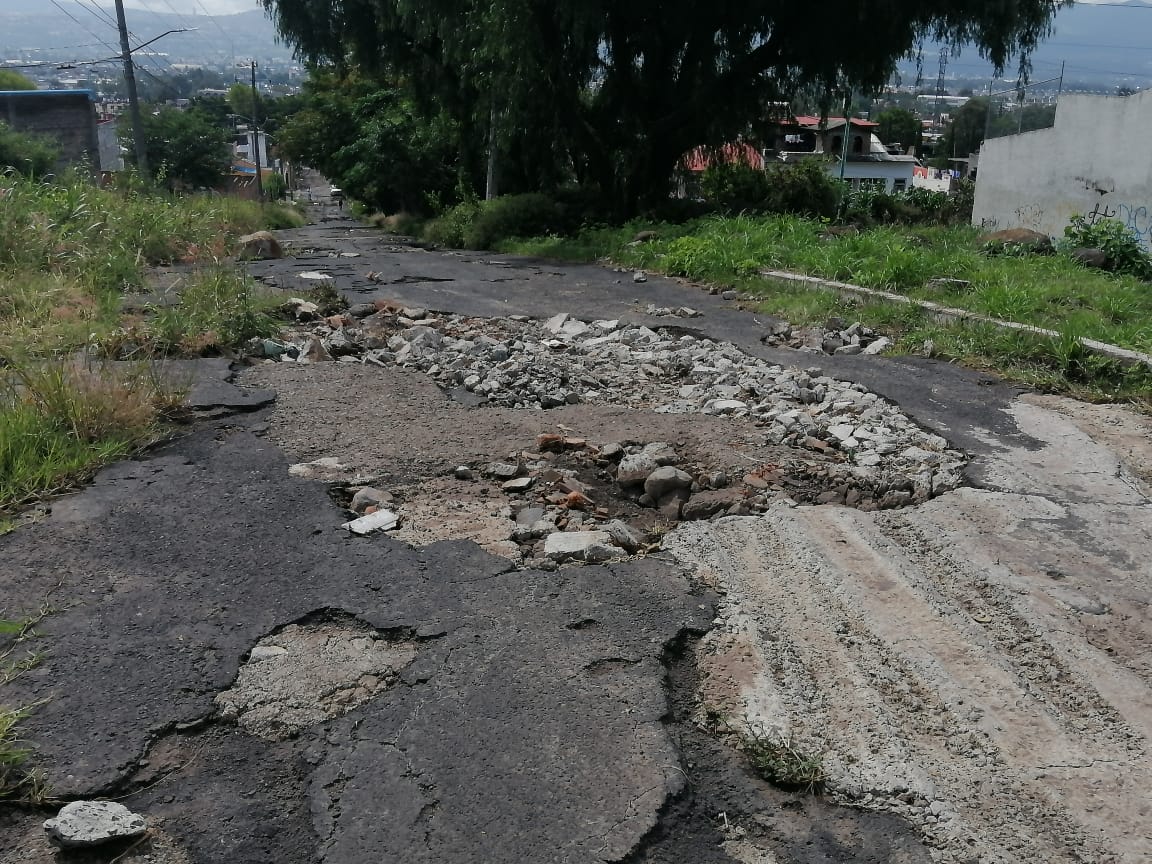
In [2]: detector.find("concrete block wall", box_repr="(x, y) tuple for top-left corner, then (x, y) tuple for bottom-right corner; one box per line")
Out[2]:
(973, 89), (1152, 248)
(1, 90), (100, 174)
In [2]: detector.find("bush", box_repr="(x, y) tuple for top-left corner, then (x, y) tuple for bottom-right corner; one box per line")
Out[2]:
(422, 200), (481, 248)
(465, 193), (567, 249)
(700, 162), (772, 212)
(423, 193), (572, 250)
(700, 160), (840, 220)
(1061, 214), (1152, 281)
(764, 160), (841, 219)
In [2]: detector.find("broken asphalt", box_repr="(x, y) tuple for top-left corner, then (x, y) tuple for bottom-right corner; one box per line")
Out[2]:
(2, 195), (1148, 864)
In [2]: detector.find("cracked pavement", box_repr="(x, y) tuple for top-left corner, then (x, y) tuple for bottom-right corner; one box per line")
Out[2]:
(2, 194), (1150, 863)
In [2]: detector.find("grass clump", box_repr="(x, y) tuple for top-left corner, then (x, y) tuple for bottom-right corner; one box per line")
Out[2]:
(0, 361), (183, 512)
(741, 724), (827, 793)
(142, 268), (281, 356)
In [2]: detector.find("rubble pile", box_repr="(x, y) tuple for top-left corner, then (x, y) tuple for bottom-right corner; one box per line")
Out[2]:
(262, 303), (966, 534)
(760, 315), (893, 357)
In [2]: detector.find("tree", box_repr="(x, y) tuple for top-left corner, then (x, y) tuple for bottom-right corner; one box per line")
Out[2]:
(262, 0), (1064, 214)
(874, 108), (922, 154)
(277, 71), (465, 213)
(0, 70), (36, 91)
(124, 107), (231, 190)
(935, 96), (989, 166)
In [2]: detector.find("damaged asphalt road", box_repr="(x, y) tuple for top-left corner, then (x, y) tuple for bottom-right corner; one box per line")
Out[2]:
(4, 205), (1148, 863)
(0, 406), (930, 863)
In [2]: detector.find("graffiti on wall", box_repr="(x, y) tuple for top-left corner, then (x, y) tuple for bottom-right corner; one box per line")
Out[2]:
(1085, 201), (1152, 247)
(1014, 203), (1044, 228)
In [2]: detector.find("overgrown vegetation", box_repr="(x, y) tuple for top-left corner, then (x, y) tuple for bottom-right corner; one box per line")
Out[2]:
(1061, 215), (1152, 281)
(263, 0), (1062, 215)
(0, 169), (298, 513)
(0, 123), (60, 178)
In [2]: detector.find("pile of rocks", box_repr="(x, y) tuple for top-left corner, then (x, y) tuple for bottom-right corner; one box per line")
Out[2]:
(257, 305), (966, 507)
(761, 315), (892, 357)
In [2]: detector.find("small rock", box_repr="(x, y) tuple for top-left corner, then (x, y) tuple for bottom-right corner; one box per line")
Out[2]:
(297, 270), (335, 281)
(616, 453), (659, 487)
(834, 344), (862, 356)
(682, 489), (743, 520)
(543, 530), (620, 563)
(632, 270), (647, 283)
(515, 507), (547, 526)
(502, 477), (535, 492)
(1071, 247), (1110, 270)
(342, 509), (400, 534)
(643, 466), (693, 501)
(299, 337), (333, 363)
(603, 519), (645, 553)
(350, 487), (392, 514)
(347, 303), (377, 318)
(485, 462), (521, 480)
(599, 442), (625, 461)
(454, 465), (474, 481)
(44, 801), (147, 848)
(400, 307), (427, 320)
(861, 336), (892, 355)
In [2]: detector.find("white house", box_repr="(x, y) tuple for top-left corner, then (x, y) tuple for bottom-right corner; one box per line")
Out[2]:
(973, 89), (1152, 248)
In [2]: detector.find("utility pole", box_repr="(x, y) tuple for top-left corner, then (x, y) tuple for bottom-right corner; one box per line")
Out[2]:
(113, 0), (147, 175)
(247, 60), (263, 202)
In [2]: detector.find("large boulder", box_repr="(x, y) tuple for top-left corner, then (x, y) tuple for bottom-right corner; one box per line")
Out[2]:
(979, 227), (1054, 255)
(237, 230), (283, 260)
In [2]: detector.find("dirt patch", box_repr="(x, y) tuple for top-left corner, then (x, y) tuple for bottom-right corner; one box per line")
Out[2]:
(215, 612), (418, 740)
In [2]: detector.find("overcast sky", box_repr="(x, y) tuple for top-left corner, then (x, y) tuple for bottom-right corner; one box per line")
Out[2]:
(123, 0), (265, 14)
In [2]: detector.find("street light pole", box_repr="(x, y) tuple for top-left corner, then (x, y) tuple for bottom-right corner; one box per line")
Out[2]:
(247, 60), (264, 203)
(113, 0), (147, 175)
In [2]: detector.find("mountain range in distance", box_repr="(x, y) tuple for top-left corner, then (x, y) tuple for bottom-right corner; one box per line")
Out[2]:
(0, 1), (292, 67)
(4, 0), (1152, 87)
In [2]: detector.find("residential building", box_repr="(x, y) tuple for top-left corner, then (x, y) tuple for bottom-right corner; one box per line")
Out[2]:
(763, 116), (917, 193)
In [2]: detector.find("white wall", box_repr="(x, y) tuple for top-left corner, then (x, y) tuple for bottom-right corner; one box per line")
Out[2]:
(973, 90), (1152, 248)
(830, 160), (915, 193)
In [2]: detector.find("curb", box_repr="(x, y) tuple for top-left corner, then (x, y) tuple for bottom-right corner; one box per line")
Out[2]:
(759, 269), (1152, 371)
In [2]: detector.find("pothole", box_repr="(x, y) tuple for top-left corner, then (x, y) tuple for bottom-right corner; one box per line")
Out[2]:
(215, 612), (418, 740)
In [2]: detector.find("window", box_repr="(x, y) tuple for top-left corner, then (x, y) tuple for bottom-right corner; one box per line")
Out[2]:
(892, 178), (907, 192)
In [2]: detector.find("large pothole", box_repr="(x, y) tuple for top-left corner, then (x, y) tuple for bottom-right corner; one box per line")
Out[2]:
(215, 612), (418, 741)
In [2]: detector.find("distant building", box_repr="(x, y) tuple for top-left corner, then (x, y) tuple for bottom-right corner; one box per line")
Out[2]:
(763, 116), (917, 193)
(0, 88), (98, 173)
(973, 89), (1152, 247)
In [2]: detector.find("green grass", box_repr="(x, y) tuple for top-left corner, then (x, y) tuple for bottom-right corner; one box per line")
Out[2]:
(741, 724), (827, 794)
(0, 361), (184, 513)
(501, 215), (1152, 405)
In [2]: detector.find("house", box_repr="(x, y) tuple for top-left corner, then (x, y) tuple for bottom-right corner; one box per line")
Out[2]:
(973, 89), (1152, 248)
(763, 116), (917, 193)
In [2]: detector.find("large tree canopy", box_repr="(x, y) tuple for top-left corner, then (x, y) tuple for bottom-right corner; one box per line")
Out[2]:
(262, 0), (1065, 213)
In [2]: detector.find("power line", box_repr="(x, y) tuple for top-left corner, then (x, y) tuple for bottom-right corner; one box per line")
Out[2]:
(48, 0), (122, 56)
